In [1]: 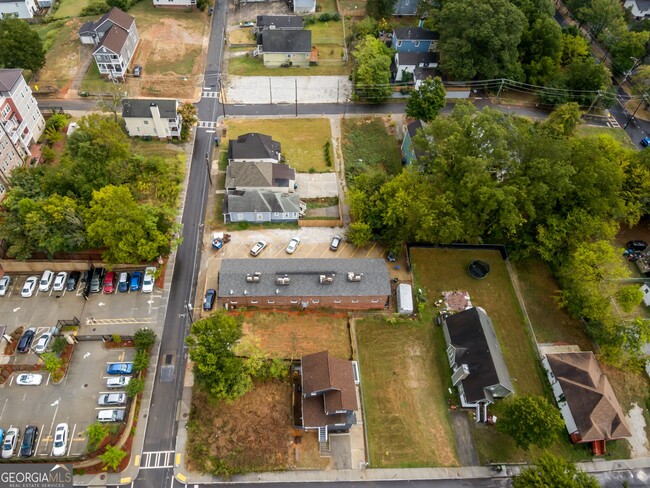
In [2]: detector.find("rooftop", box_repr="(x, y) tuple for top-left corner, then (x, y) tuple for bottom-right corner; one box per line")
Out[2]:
(223, 190), (300, 215)
(256, 15), (304, 29)
(261, 29), (312, 53)
(122, 99), (178, 119)
(228, 133), (281, 161)
(226, 161), (295, 189)
(393, 27), (439, 41)
(0, 69), (23, 93)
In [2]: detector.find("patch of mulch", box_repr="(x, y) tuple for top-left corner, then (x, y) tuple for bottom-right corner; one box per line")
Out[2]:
(155, 258), (168, 289)
(103, 340), (135, 350)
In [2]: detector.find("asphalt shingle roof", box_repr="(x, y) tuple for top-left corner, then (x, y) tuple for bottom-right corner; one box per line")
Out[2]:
(122, 99), (178, 119)
(226, 161), (295, 189)
(228, 133), (281, 161)
(256, 15), (304, 30)
(0, 69), (22, 92)
(393, 26), (439, 41)
(223, 190), (300, 214)
(262, 30), (312, 53)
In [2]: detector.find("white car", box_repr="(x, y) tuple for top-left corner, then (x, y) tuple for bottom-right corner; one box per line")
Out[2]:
(39, 270), (54, 292)
(142, 266), (156, 293)
(106, 376), (131, 389)
(52, 272), (67, 292)
(15, 373), (43, 386)
(1, 427), (19, 459)
(21, 276), (38, 298)
(286, 237), (301, 254)
(33, 333), (51, 354)
(249, 240), (268, 257)
(98, 393), (127, 406)
(51, 423), (68, 457)
(0, 275), (11, 296)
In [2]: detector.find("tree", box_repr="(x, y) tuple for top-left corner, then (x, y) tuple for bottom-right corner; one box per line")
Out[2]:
(366, 0), (397, 19)
(560, 32), (590, 66)
(50, 336), (67, 355)
(564, 58), (612, 106)
(497, 395), (565, 450)
(42, 352), (63, 375)
(576, 0), (623, 37)
(0, 19), (46, 72)
(405, 77), (446, 122)
(520, 16), (562, 85)
(178, 103), (197, 141)
(134, 328), (156, 352)
(512, 453), (599, 488)
(132, 349), (150, 373)
(97, 80), (128, 123)
(185, 312), (253, 401)
(99, 445), (127, 472)
(346, 221), (373, 247)
(538, 102), (582, 138)
(436, 0), (526, 80)
(351, 35), (393, 103)
(351, 17), (378, 40)
(631, 65), (650, 95)
(85, 423), (110, 451)
(125, 377), (145, 398)
(615, 286), (644, 313)
(107, 0), (132, 10)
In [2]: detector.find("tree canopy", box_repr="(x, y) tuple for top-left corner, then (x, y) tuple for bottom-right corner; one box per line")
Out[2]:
(0, 19), (46, 72)
(366, 0), (397, 19)
(512, 453), (599, 488)
(497, 395), (565, 450)
(406, 77), (447, 122)
(351, 35), (393, 103)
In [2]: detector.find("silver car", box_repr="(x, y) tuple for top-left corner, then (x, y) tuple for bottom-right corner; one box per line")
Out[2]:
(0, 275), (11, 296)
(98, 393), (127, 406)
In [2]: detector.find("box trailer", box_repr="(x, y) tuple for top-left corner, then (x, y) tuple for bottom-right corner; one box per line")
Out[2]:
(396, 283), (414, 315)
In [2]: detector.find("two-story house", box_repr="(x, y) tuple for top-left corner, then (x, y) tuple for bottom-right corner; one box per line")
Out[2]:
(78, 8), (140, 80)
(392, 52), (439, 82)
(0, 0), (38, 19)
(121, 98), (182, 140)
(391, 26), (439, 53)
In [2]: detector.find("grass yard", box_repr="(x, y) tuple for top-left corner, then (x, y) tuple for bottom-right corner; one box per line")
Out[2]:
(356, 317), (459, 467)
(227, 55), (350, 76)
(317, 0), (338, 12)
(54, 0), (92, 18)
(338, 0), (366, 15)
(242, 311), (352, 359)
(129, 138), (186, 159)
(225, 118), (333, 172)
(32, 19), (85, 92)
(308, 20), (344, 45)
(341, 117), (403, 179)
(576, 125), (635, 149)
(229, 27), (256, 45)
(79, 62), (109, 93)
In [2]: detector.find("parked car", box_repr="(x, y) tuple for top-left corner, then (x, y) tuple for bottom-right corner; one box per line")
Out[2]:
(330, 235), (342, 251)
(39, 270), (54, 292)
(21, 276), (38, 298)
(117, 272), (130, 293)
(286, 237), (301, 254)
(15, 373), (43, 386)
(142, 267), (156, 293)
(133, 64), (142, 77)
(51, 423), (68, 457)
(98, 393), (127, 406)
(20, 425), (38, 457)
(33, 332), (52, 353)
(641, 137), (650, 148)
(1, 427), (19, 459)
(81, 270), (89, 284)
(66, 271), (81, 291)
(103, 271), (117, 294)
(17, 328), (36, 353)
(240, 20), (255, 27)
(52, 271), (67, 292)
(0, 275), (11, 296)
(0, 429), (4, 445)
(250, 240), (268, 257)
(106, 362), (133, 375)
(130, 271), (143, 292)
(203, 289), (216, 311)
(90, 268), (105, 294)
(98, 409), (126, 423)
(106, 376), (131, 389)
(626, 240), (648, 251)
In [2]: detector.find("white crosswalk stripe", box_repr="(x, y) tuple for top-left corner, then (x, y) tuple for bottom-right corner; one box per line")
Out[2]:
(201, 91), (219, 98)
(197, 120), (217, 129)
(140, 450), (175, 469)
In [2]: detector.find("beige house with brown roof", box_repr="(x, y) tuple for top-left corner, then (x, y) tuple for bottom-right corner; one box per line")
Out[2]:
(542, 351), (631, 454)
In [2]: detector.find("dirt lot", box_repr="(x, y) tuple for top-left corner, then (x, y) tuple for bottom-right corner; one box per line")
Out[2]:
(242, 311), (352, 360)
(186, 381), (330, 474)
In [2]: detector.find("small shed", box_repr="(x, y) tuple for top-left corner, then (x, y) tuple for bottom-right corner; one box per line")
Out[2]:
(396, 283), (414, 315)
(641, 284), (650, 307)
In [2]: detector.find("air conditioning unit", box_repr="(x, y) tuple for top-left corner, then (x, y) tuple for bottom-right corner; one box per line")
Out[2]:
(319, 274), (334, 284)
(347, 272), (362, 282)
(246, 272), (261, 283)
(276, 276), (291, 285)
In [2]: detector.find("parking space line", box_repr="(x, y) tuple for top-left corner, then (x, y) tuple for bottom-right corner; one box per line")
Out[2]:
(365, 243), (376, 258)
(67, 424), (77, 456)
(34, 423), (44, 454)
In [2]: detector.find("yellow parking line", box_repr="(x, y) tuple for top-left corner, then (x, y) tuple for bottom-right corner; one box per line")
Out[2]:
(176, 473), (187, 483)
(304, 244), (316, 258)
(133, 454), (140, 466)
(348, 243), (359, 257)
(120, 477), (131, 484)
(175, 453), (181, 467)
(365, 243), (376, 258)
(118, 351), (125, 362)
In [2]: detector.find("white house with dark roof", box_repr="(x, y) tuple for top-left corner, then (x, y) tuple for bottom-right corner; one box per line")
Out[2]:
(223, 190), (300, 223)
(121, 98), (181, 139)
(78, 8), (139, 80)
(217, 258), (391, 310)
(257, 30), (312, 68)
(625, 0), (650, 17)
(255, 15), (304, 34)
(0, 0), (38, 19)
(228, 133), (281, 163)
(393, 52), (439, 82)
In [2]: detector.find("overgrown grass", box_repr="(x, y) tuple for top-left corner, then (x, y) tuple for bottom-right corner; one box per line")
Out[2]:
(227, 55), (349, 76)
(53, 0), (93, 18)
(130, 139), (185, 159)
(575, 125), (635, 149)
(32, 19), (82, 90)
(341, 117), (403, 179)
(147, 47), (203, 76)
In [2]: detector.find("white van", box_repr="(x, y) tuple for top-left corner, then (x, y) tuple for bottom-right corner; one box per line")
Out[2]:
(97, 409), (126, 423)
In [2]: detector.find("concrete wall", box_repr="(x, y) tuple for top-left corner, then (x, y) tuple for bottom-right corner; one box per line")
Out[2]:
(220, 294), (388, 310)
(263, 52), (310, 68)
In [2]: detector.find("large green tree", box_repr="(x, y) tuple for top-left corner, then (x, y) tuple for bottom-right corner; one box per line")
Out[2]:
(0, 18), (46, 72)
(406, 77), (446, 122)
(512, 453), (599, 488)
(352, 35), (393, 103)
(366, 0), (397, 19)
(436, 0), (526, 80)
(497, 395), (565, 450)
(575, 0), (623, 37)
(520, 16), (562, 85)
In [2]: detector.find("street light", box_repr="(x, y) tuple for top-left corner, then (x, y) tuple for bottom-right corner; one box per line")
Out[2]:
(185, 302), (194, 326)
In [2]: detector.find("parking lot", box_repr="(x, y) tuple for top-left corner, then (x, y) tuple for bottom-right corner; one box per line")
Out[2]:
(0, 341), (134, 458)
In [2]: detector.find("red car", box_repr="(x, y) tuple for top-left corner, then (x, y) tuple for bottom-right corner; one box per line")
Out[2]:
(103, 271), (116, 294)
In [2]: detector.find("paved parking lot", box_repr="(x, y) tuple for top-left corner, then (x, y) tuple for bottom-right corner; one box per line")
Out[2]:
(295, 173), (339, 198)
(0, 341), (134, 458)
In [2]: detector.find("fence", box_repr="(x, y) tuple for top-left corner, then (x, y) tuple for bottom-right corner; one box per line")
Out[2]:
(299, 218), (343, 227)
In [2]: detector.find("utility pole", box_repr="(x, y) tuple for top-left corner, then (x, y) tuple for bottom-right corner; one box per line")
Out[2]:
(217, 73), (226, 118)
(624, 95), (648, 129)
(586, 90), (602, 115)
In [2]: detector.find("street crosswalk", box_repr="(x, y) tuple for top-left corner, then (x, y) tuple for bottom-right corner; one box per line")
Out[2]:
(197, 120), (218, 129)
(140, 450), (175, 469)
(85, 317), (153, 326)
(201, 91), (219, 98)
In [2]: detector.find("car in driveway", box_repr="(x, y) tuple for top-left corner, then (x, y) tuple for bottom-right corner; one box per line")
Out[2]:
(132, 64), (142, 77)
(0, 275), (11, 296)
(330, 235), (342, 251)
(142, 267), (156, 293)
(52, 271), (67, 292)
(17, 328), (36, 353)
(641, 137), (650, 148)
(626, 240), (648, 251)
(1, 427), (19, 459)
(107, 362), (133, 375)
(286, 237), (300, 254)
(33, 332), (52, 353)
(98, 409), (126, 423)
(117, 272), (130, 293)
(103, 271), (117, 294)
(90, 268), (105, 293)
(203, 289), (216, 311)
(98, 393), (127, 406)
(21, 276), (38, 298)
(51, 423), (68, 457)
(130, 271), (143, 291)
(250, 241), (268, 257)
(66, 271), (80, 291)
(15, 373), (43, 386)
(20, 426), (38, 457)
(106, 376), (131, 388)
(39, 270), (54, 292)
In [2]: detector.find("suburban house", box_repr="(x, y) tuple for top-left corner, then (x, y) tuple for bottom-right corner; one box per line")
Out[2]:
(255, 15), (304, 34)
(0, 0), (38, 19)
(257, 30), (312, 67)
(625, 0), (650, 17)
(223, 190), (301, 223)
(292, 0), (316, 14)
(443, 307), (514, 421)
(226, 161), (296, 192)
(393, 52), (439, 82)
(152, 0), (196, 6)
(78, 8), (140, 80)
(228, 132), (281, 163)
(121, 98), (181, 140)
(393, 0), (420, 16)
(0, 69), (45, 197)
(217, 258), (391, 310)
(542, 351), (631, 454)
(294, 350), (358, 444)
(391, 26), (439, 53)
(401, 120), (423, 166)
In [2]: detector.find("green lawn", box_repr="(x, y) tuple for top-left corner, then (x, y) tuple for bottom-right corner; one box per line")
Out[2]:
(316, 0), (338, 12)
(54, 0), (93, 18)
(575, 125), (635, 149)
(225, 118), (333, 172)
(356, 317), (459, 467)
(129, 139), (186, 159)
(307, 20), (344, 45)
(80, 62), (109, 94)
(227, 55), (349, 76)
(32, 19), (83, 90)
(341, 117), (403, 179)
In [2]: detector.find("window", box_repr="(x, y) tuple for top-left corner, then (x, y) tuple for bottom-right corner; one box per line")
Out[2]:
(230, 300), (237, 304)
(397, 41), (402, 47)
(333, 299), (341, 304)
(237, 213), (243, 220)
(267, 300), (275, 304)
(256, 213), (264, 221)
(352, 299), (359, 304)
(143, 120), (149, 125)
(312, 299), (320, 304)
(1, 105), (10, 118)
(250, 300), (258, 304)
(371, 299), (379, 303)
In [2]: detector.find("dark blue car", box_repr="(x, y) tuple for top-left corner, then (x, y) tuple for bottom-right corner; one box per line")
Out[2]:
(130, 271), (143, 291)
(106, 363), (133, 375)
(641, 137), (650, 148)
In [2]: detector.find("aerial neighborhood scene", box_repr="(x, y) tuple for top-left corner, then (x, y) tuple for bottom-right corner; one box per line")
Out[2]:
(1, 0), (650, 487)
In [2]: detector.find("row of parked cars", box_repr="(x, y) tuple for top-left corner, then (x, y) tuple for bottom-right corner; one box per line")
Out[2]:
(99, 362), (134, 423)
(0, 425), (40, 458)
(15, 327), (56, 354)
(249, 235), (343, 257)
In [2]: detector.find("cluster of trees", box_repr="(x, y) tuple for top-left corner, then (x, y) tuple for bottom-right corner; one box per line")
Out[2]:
(0, 18), (46, 72)
(185, 311), (287, 401)
(0, 114), (183, 264)
(512, 453), (599, 487)
(81, 0), (145, 16)
(346, 101), (650, 366)
(351, 35), (393, 103)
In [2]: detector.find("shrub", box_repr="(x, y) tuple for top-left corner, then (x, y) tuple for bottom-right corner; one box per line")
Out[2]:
(41, 146), (56, 164)
(111, 334), (122, 344)
(125, 377), (144, 397)
(99, 445), (127, 472)
(133, 349), (149, 373)
(134, 328), (156, 352)
(51, 336), (67, 355)
(85, 422), (109, 451)
(323, 140), (333, 167)
(332, 12), (341, 21)
(303, 15), (316, 26)
(319, 12), (332, 22)
(80, 0), (110, 16)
